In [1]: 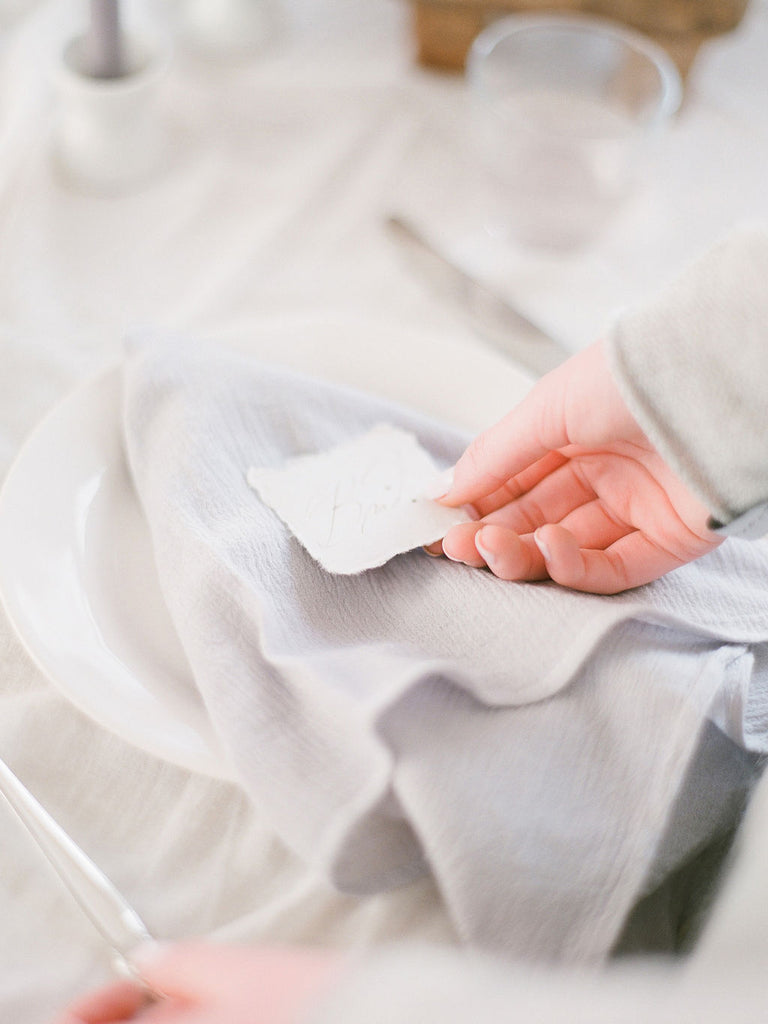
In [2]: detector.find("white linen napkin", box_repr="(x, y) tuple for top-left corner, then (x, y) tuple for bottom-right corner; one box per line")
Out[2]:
(121, 336), (768, 964)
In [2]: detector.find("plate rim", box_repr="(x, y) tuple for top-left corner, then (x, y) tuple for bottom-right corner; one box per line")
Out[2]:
(0, 363), (231, 779)
(0, 315), (533, 776)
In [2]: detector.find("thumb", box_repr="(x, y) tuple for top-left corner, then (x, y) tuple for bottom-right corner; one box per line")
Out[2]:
(133, 941), (344, 1006)
(442, 355), (577, 508)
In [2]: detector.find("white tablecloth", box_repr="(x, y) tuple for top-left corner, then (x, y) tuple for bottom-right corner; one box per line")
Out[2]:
(1, 1), (768, 1019)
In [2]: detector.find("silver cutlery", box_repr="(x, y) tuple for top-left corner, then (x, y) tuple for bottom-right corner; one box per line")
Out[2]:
(386, 214), (570, 378)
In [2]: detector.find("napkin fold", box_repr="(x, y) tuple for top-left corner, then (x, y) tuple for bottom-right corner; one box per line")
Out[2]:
(122, 337), (768, 963)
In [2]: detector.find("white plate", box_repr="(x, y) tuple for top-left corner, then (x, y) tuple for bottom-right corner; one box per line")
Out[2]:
(0, 317), (533, 778)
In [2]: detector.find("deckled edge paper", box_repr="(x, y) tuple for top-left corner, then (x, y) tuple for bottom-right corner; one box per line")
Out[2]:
(247, 424), (470, 574)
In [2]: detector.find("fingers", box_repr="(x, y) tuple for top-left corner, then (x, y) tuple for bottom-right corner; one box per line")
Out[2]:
(429, 456), (595, 555)
(51, 979), (147, 1023)
(436, 463), (629, 567)
(437, 520), (685, 594)
(135, 941), (342, 1006)
(534, 524), (686, 594)
(469, 451), (569, 518)
(474, 525), (548, 581)
(53, 945), (345, 1024)
(440, 522), (487, 566)
(478, 459), (595, 535)
(555, 499), (632, 551)
(438, 523), (547, 580)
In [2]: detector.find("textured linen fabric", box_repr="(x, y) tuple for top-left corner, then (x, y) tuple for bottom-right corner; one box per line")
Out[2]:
(607, 226), (768, 526)
(310, 761), (768, 1024)
(122, 336), (768, 965)
(2, 2), (768, 1020)
(308, 227), (768, 1024)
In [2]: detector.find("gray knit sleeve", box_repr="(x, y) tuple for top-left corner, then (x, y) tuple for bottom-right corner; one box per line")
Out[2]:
(605, 226), (768, 530)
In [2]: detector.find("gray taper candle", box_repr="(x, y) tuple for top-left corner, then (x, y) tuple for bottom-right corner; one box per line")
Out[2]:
(86, 0), (125, 78)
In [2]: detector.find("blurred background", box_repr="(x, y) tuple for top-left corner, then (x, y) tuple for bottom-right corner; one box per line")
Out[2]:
(0, 0), (764, 369)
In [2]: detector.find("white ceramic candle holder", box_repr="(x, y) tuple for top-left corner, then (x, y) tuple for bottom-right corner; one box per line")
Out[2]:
(52, 32), (171, 194)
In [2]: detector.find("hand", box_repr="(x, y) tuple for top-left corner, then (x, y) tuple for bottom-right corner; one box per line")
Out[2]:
(426, 340), (722, 594)
(52, 943), (343, 1024)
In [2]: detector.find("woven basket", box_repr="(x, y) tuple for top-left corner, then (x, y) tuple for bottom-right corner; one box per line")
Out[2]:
(410, 0), (749, 77)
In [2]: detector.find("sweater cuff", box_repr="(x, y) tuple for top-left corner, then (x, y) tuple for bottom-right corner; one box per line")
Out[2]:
(709, 502), (768, 539)
(606, 226), (768, 530)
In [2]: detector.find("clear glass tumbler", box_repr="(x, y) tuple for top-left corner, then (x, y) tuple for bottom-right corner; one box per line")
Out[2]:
(466, 14), (682, 250)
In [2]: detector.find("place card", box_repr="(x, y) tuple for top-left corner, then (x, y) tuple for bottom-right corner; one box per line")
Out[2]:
(247, 425), (469, 574)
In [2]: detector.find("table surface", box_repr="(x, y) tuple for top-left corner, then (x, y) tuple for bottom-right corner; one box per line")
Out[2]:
(1, 0), (767, 1018)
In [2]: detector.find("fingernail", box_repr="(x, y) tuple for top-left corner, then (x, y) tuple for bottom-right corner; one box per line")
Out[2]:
(422, 546), (442, 558)
(441, 537), (462, 563)
(474, 529), (496, 567)
(462, 503), (480, 522)
(534, 528), (551, 561)
(421, 467), (454, 501)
